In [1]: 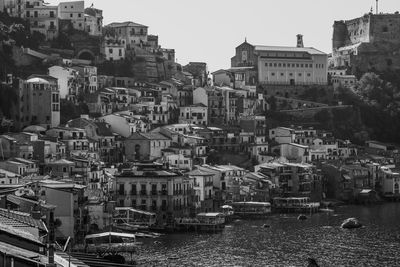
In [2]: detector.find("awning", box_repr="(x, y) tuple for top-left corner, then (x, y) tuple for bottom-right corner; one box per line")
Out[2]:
(343, 174), (351, 180)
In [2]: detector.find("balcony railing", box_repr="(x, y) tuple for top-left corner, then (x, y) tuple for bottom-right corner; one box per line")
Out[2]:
(140, 190), (147, 196)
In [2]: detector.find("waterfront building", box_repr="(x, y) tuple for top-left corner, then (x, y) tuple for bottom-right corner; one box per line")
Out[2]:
(256, 162), (322, 201)
(187, 169), (215, 212)
(115, 163), (193, 224)
(379, 166), (400, 198)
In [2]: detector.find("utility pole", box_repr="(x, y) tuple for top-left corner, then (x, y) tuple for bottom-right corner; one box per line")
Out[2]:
(376, 0), (379, 14)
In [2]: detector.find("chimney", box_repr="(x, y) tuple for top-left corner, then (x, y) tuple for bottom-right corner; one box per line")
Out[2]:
(296, 34), (304, 48)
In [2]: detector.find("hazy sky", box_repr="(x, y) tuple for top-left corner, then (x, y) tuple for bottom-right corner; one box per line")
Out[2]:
(49, 0), (399, 72)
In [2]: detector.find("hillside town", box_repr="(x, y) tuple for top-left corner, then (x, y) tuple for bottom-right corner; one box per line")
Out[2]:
(0, 0), (400, 266)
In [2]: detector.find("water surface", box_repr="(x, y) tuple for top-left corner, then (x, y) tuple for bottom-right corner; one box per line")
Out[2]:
(136, 203), (400, 266)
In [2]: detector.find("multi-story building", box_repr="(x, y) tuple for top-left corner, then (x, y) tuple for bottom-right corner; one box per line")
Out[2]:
(115, 163), (192, 224)
(48, 65), (79, 100)
(100, 112), (149, 138)
(187, 169), (215, 212)
(257, 162), (322, 201)
(107, 21), (148, 49)
(36, 180), (88, 242)
(12, 75), (60, 131)
(72, 65), (98, 94)
(84, 6), (103, 36)
(46, 126), (89, 156)
(179, 103), (208, 126)
(25, 0), (58, 40)
(58, 1), (85, 31)
(231, 36), (328, 86)
(102, 38), (125, 61)
(125, 132), (171, 161)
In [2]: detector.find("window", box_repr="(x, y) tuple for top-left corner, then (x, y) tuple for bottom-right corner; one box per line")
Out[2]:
(78, 13), (81, 17)
(298, 73), (302, 77)
(296, 64), (299, 67)
(271, 72), (275, 76)
(278, 63), (281, 67)
(283, 63), (286, 67)
(119, 49), (122, 56)
(50, 11), (54, 17)
(265, 63), (268, 67)
(274, 63), (277, 67)
(301, 64), (304, 68)
(269, 63), (272, 67)
(70, 13), (73, 18)
(289, 73), (293, 76)
(307, 73), (311, 77)
(109, 48), (113, 54)
(280, 73), (284, 76)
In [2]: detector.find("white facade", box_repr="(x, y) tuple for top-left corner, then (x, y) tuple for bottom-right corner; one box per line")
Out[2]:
(48, 66), (79, 99)
(193, 87), (208, 106)
(58, 1), (85, 31)
(179, 104), (208, 125)
(332, 75), (357, 89)
(100, 113), (149, 138)
(103, 42), (125, 61)
(256, 46), (328, 85)
(107, 21), (148, 49)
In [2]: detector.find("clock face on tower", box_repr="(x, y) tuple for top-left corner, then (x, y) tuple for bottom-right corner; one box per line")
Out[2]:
(242, 50), (248, 61)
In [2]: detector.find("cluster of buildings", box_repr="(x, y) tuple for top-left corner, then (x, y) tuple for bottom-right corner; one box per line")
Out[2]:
(1, 0), (103, 39)
(1, 2), (400, 265)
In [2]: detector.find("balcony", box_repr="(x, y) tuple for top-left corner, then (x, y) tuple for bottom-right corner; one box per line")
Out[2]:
(151, 190), (158, 196)
(140, 190), (147, 196)
(130, 190), (137, 195)
(160, 190), (168, 196)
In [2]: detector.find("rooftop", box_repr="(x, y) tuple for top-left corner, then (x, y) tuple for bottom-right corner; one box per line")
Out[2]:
(0, 208), (47, 232)
(254, 45), (327, 55)
(108, 21), (148, 28)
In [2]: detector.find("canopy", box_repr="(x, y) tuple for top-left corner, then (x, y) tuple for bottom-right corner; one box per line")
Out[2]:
(221, 205), (233, 209)
(26, 77), (50, 84)
(85, 231), (136, 240)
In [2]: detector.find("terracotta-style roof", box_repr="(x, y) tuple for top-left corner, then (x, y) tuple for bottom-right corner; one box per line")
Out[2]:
(0, 208), (47, 232)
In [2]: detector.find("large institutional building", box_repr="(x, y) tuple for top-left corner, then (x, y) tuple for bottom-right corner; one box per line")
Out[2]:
(230, 35), (328, 86)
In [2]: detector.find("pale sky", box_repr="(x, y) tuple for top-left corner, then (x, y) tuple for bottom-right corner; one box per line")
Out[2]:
(49, 0), (399, 72)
